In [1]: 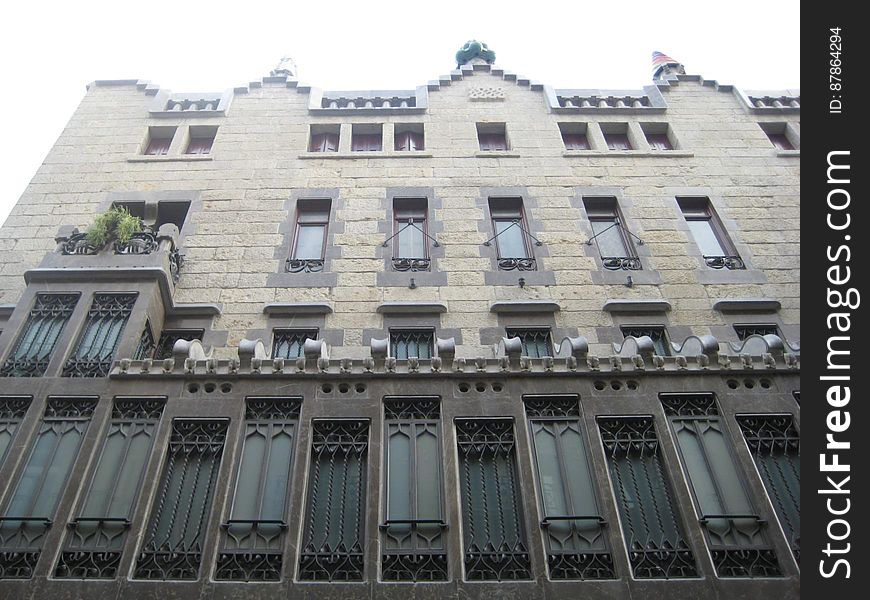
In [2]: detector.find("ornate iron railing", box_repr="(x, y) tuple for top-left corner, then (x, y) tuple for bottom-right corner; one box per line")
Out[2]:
(497, 257), (537, 271)
(0, 397), (31, 465)
(285, 258), (324, 273)
(506, 328), (553, 358)
(0, 293), (79, 378)
(62, 293), (137, 378)
(271, 330), (316, 360)
(602, 256), (642, 270)
(392, 257), (431, 272)
(390, 330), (434, 360)
(60, 232), (99, 255)
(704, 255), (745, 270)
(153, 329), (203, 361)
(114, 231), (158, 255)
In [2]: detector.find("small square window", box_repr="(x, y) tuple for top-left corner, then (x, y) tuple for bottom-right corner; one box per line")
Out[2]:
(641, 123), (674, 150)
(352, 124), (383, 151)
(185, 126), (217, 155)
(389, 329), (434, 360)
(309, 125), (339, 152)
(601, 124), (632, 150)
(759, 123), (797, 150)
(272, 329), (318, 359)
(558, 123), (590, 150)
(144, 126), (176, 155)
(395, 124), (424, 151)
(477, 123), (508, 151)
(506, 328), (553, 358)
(622, 326), (671, 356)
(734, 324), (780, 340)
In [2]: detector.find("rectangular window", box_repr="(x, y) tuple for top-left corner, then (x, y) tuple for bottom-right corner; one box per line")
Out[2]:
(184, 126), (217, 155)
(271, 329), (317, 359)
(505, 328), (553, 358)
(153, 329), (204, 360)
(558, 123), (590, 150)
(133, 419), (229, 580)
(351, 124), (383, 151)
(489, 197), (536, 271)
(215, 398), (301, 581)
(477, 123), (508, 151)
(0, 397), (31, 467)
(1, 293), (79, 377)
(736, 414), (800, 563)
(309, 124), (340, 152)
(524, 397), (614, 580)
(759, 123), (797, 150)
(389, 329), (434, 360)
(62, 293), (137, 377)
(395, 124), (424, 151)
(641, 123), (674, 150)
(598, 416), (697, 578)
(144, 126), (175, 156)
(660, 393), (782, 578)
(133, 321), (155, 361)
(0, 397), (98, 579)
(298, 420), (368, 581)
(381, 398), (447, 581)
(601, 124), (631, 150)
(677, 197), (744, 270)
(54, 398), (166, 579)
(584, 198), (640, 270)
(622, 326), (671, 356)
(734, 324), (780, 340)
(392, 197), (429, 271)
(455, 417), (530, 580)
(286, 199), (330, 273)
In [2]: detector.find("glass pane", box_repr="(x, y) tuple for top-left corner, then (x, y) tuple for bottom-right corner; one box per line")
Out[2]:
(81, 427), (128, 516)
(7, 426), (59, 515)
(591, 219), (628, 257)
(495, 220), (528, 258)
(388, 424), (412, 521)
(397, 220), (425, 258)
(261, 427), (293, 520)
(107, 426), (154, 517)
(294, 224), (325, 259)
(674, 421), (724, 516)
(533, 424), (568, 517)
(415, 425), (441, 519)
(687, 220), (726, 255)
(233, 425), (268, 520)
(701, 422), (753, 514)
(31, 423), (84, 516)
(0, 422), (18, 464)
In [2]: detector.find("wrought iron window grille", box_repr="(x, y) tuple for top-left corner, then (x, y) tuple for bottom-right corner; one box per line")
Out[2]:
(285, 258), (324, 273)
(523, 395), (580, 418)
(703, 255), (745, 270)
(586, 220), (644, 271)
(485, 216), (541, 271)
(734, 324), (780, 340)
(153, 329), (204, 361)
(0, 397), (31, 465)
(622, 327), (671, 357)
(484, 219), (543, 247)
(271, 330), (316, 360)
(506, 328), (553, 359)
(62, 293), (137, 378)
(389, 329), (435, 360)
(1, 293), (79, 378)
(134, 321), (155, 360)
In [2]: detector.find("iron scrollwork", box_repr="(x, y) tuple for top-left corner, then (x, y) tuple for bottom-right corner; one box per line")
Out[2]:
(392, 257), (431, 272)
(704, 255), (745, 270)
(497, 257), (536, 271)
(523, 396), (580, 418)
(114, 230), (158, 255)
(602, 256), (642, 270)
(660, 393), (719, 417)
(285, 258), (324, 273)
(62, 293), (137, 378)
(169, 248), (183, 282)
(60, 232), (99, 255)
(0, 293), (79, 378)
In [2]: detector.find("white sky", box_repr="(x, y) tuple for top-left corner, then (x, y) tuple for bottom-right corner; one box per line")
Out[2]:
(0, 0), (800, 226)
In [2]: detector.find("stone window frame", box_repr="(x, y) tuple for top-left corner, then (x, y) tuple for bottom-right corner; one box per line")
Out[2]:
(394, 123), (425, 152)
(480, 311), (577, 351)
(267, 189), (342, 288)
(377, 188), (446, 288)
(639, 122), (678, 151)
(557, 122), (591, 150)
(571, 187), (662, 285)
(308, 124), (340, 152)
(247, 308), (343, 354)
(184, 125), (218, 155)
(476, 122), (509, 151)
(351, 123), (384, 152)
(100, 190), (202, 247)
(363, 313), (462, 355)
(620, 325), (673, 357)
(708, 312), (796, 348)
(131, 125), (218, 162)
(597, 312), (692, 357)
(757, 121), (800, 151)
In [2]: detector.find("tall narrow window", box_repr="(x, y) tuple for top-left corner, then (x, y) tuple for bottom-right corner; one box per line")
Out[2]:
(598, 416), (697, 578)
(389, 329), (434, 360)
(153, 329), (204, 360)
(351, 125), (383, 151)
(299, 420), (368, 581)
(677, 197), (744, 270)
(133, 419), (229, 580)
(584, 198), (641, 270)
(737, 414), (800, 563)
(1, 293), (79, 377)
(309, 125), (339, 152)
(55, 398), (166, 579)
(505, 328), (553, 358)
(286, 199), (330, 273)
(488, 197), (536, 271)
(133, 321), (155, 361)
(271, 329), (317, 359)
(395, 125), (424, 151)
(523, 397), (614, 580)
(476, 123), (508, 151)
(0, 397), (97, 579)
(622, 326), (671, 356)
(215, 398), (301, 581)
(455, 418), (531, 581)
(381, 398), (447, 581)
(0, 397), (31, 467)
(392, 198), (430, 271)
(62, 293), (137, 377)
(660, 393), (782, 578)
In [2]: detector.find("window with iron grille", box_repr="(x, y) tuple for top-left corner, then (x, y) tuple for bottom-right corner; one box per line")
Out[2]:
(476, 123), (508, 151)
(677, 197), (744, 270)
(286, 199), (331, 273)
(505, 328), (553, 358)
(298, 420), (368, 581)
(271, 329), (317, 359)
(736, 414), (800, 563)
(153, 329), (204, 360)
(133, 419), (229, 580)
(1, 293), (79, 377)
(660, 393), (782, 578)
(523, 397), (614, 580)
(62, 293), (137, 378)
(395, 125), (424, 151)
(389, 329), (434, 360)
(381, 398), (447, 581)
(488, 197), (537, 271)
(584, 198), (641, 271)
(0, 397), (31, 468)
(598, 416), (697, 579)
(734, 324), (780, 340)
(215, 398), (301, 581)
(455, 417), (531, 581)
(0, 397), (97, 579)
(54, 398), (166, 579)
(622, 326), (671, 356)
(392, 198), (430, 272)
(133, 321), (155, 361)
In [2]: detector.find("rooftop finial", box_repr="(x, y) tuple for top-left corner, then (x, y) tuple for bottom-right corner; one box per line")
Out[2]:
(271, 56), (297, 78)
(456, 40), (496, 68)
(652, 51), (685, 80)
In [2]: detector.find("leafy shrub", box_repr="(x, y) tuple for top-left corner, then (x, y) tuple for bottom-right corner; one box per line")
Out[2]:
(85, 206), (142, 247)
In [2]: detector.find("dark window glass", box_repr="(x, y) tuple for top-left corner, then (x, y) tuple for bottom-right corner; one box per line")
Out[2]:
(154, 329), (204, 360)
(381, 398), (447, 581)
(63, 293), (137, 378)
(271, 329), (316, 359)
(352, 132), (382, 152)
(133, 321), (155, 361)
(766, 132), (794, 150)
(646, 133), (673, 150)
(1, 293), (79, 377)
(604, 132), (631, 150)
(298, 420), (368, 581)
(562, 132), (590, 150)
(598, 416), (697, 578)
(133, 419), (229, 580)
(506, 328), (552, 358)
(734, 324), (780, 340)
(390, 330), (434, 360)
(0, 397), (31, 468)
(395, 130), (424, 151)
(622, 326), (671, 356)
(309, 132), (339, 152)
(55, 398), (165, 579)
(455, 418), (531, 580)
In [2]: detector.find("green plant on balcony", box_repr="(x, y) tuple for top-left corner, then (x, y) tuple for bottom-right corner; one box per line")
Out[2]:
(85, 206), (143, 247)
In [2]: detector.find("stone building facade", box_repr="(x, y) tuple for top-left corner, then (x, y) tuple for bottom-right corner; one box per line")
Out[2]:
(0, 47), (799, 599)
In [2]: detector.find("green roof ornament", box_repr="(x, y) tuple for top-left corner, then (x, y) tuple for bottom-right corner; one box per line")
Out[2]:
(456, 40), (496, 68)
